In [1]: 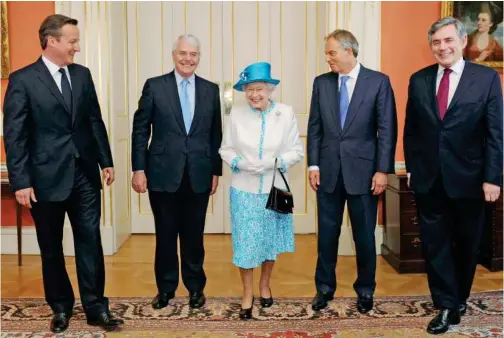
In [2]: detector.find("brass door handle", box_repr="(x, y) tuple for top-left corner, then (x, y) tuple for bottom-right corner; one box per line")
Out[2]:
(411, 237), (421, 248)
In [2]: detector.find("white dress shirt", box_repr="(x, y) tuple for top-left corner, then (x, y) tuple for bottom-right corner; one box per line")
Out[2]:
(41, 55), (72, 92)
(308, 63), (361, 172)
(436, 57), (465, 106)
(174, 70), (195, 119)
(338, 62), (360, 102)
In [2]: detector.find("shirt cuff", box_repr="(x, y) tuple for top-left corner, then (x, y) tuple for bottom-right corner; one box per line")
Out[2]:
(308, 166), (320, 171)
(231, 156), (242, 173)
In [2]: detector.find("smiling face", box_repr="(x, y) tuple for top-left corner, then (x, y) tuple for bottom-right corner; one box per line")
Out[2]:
(430, 24), (467, 68)
(324, 37), (355, 74)
(245, 82), (270, 111)
(46, 24), (80, 67)
(172, 38), (200, 78)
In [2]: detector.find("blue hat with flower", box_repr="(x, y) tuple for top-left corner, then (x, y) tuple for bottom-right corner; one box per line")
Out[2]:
(233, 62), (280, 91)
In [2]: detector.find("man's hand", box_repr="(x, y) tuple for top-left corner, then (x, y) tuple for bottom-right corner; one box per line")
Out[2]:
(15, 187), (37, 209)
(309, 170), (320, 191)
(132, 171), (147, 193)
(102, 167), (115, 186)
(210, 176), (219, 195)
(371, 172), (388, 195)
(483, 182), (501, 202)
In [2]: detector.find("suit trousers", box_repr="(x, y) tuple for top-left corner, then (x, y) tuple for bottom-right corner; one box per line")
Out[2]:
(315, 171), (378, 297)
(30, 160), (107, 317)
(148, 165), (210, 295)
(415, 174), (485, 310)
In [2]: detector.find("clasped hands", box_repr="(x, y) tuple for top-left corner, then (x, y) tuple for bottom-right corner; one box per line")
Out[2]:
(237, 158), (276, 175)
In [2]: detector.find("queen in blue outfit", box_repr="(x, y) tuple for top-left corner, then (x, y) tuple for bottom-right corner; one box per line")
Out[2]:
(219, 62), (304, 319)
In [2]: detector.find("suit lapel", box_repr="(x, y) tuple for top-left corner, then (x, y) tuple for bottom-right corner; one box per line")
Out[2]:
(341, 67), (369, 134)
(325, 72), (342, 130)
(188, 76), (206, 136)
(424, 65), (442, 123)
(163, 72), (187, 134)
(35, 57), (71, 115)
(68, 64), (82, 125)
(446, 62), (475, 115)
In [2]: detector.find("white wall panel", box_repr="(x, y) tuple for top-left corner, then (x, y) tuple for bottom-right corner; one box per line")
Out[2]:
(41, 1), (384, 257)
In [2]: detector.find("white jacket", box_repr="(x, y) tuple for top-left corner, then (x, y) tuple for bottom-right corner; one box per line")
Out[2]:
(219, 102), (304, 194)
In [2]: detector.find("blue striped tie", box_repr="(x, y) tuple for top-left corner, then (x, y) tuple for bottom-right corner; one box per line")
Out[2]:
(339, 76), (349, 129)
(180, 78), (192, 133)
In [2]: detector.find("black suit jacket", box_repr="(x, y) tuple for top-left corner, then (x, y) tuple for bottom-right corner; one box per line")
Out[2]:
(131, 71), (222, 193)
(3, 57), (113, 201)
(404, 62), (503, 198)
(307, 66), (398, 194)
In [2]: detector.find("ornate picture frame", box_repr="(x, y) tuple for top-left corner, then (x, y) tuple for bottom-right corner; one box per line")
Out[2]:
(442, 1), (503, 71)
(1, 1), (10, 79)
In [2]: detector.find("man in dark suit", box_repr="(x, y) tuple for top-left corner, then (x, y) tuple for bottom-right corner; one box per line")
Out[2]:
(3, 15), (123, 333)
(404, 17), (502, 335)
(307, 29), (397, 313)
(131, 34), (222, 310)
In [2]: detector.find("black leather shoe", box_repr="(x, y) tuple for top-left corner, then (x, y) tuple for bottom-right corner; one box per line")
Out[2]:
(239, 296), (254, 320)
(87, 312), (124, 329)
(311, 291), (334, 311)
(427, 309), (461, 335)
(50, 312), (71, 333)
(260, 287), (274, 308)
(152, 292), (175, 309)
(459, 303), (467, 316)
(357, 294), (374, 314)
(189, 291), (206, 309)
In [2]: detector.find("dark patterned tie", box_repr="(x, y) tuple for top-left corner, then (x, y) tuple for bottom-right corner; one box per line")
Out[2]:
(59, 68), (72, 111)
(437, 68), (452, 120)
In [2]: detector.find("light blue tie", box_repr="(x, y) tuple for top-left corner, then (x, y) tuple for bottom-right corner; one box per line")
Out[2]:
(339, 76), (350, 129)
(180, 78), (192, 133)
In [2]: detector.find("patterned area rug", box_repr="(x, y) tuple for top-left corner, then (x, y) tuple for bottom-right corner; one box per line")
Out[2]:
(1, 291), (502, 337)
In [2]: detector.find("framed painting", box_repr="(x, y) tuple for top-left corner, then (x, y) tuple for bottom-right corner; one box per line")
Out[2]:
(1, 1), (9, 79)
(442, 1), (503, 70)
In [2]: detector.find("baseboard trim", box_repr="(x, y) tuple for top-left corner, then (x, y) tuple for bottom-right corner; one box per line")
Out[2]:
(338, 225), (383, 256)
(1, 225), (116, 256)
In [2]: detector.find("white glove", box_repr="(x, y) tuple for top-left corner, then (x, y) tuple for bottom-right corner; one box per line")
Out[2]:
(236, 160), (251, 171)
(250, 158), (276, 175)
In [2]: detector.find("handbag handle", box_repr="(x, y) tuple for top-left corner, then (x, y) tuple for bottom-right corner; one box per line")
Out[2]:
(271, 158), (292, 192)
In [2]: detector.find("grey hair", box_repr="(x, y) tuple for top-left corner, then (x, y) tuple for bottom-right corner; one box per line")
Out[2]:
(325, 29), (359, 57)
(243, 82), (277, 94)
(172, 34), (201, 53)
(428, 16), (467, 44)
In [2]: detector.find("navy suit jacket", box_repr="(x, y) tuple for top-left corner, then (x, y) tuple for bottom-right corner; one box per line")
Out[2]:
(131, 71), (222, 193)
(3, 57), (113, 201)
(404, 62), (503, 198)
(307, 65), (398, 195)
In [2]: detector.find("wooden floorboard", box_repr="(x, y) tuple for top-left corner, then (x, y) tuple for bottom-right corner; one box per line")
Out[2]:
(2, 234), (502, 298)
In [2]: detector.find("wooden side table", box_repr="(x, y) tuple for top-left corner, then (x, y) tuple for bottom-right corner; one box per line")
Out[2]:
(1, 172), (22, 266)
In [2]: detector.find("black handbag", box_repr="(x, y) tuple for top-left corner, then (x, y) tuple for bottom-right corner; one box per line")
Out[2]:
(266, 158), (294, 214)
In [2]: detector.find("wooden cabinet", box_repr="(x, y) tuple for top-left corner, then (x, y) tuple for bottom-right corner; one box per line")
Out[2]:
(381, 173), (503, 273)
(479, 194), (503, 271)
(381, 174), (425, 273)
